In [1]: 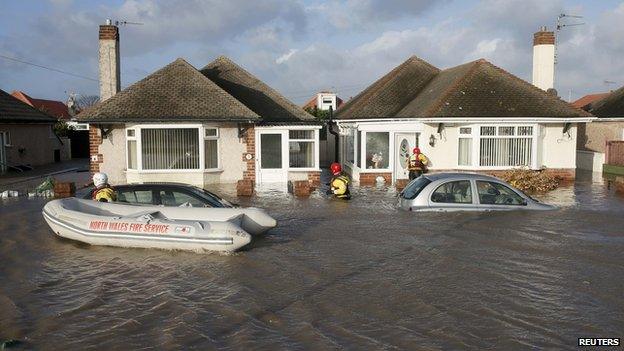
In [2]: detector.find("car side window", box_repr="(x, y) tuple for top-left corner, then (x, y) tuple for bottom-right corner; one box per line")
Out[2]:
(116, 190), (134, 203)
(159, 190), (204, 207)
(134, 190), (154, 204)
(476, 181), (525, 205)
(431, 180), (473, 204)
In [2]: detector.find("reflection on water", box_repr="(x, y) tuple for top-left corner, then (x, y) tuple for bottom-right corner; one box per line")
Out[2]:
(1, 172), (623, 350)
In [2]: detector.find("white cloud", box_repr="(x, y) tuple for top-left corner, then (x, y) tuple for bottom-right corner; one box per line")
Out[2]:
(275, 49), (298, 64)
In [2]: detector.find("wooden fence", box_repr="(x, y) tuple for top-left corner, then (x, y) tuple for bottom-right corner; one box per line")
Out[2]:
(606, 141), (624, 166)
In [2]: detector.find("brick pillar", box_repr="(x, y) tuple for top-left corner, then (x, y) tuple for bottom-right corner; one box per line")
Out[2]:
(307, 171), (321, 189)
(242, 124), (256, 182)
(89, 125), (103, 174)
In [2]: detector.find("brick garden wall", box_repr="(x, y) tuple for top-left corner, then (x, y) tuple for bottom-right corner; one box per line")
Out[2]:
(359, 172), (392, 186)
(307, 171), (321, 189)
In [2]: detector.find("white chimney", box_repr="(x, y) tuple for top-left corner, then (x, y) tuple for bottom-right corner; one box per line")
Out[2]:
(99, 19), (120, 101)
(532, 26), (555, 91)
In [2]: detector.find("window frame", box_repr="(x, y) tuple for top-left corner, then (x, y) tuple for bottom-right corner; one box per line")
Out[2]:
(126, 128), (137, 170)
(288, 130), (316, 169)
(126, 124), (222, 173)
(363, 131), (391, 171)
(456, 124), (538, 170)
(203, 127), (220, 170)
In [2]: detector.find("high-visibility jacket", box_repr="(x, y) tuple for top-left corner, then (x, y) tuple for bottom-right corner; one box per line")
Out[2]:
(331, 174), (351, 198)
(407, 153), (429, 171)
(92, 186), (116, 202)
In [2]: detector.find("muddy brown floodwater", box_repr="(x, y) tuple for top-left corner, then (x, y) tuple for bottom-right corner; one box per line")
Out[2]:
(0, 172), (623, 350)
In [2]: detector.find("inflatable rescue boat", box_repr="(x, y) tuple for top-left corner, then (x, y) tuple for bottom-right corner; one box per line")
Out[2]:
(42, 197), (277, 253)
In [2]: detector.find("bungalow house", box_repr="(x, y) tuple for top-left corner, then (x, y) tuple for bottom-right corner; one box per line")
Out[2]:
(78, 57), (321, 187)
(0, 89), (70, 172)
(77, 22), (320, 188)
(576, 86), (624, 172)
(333, 56), (592, 185)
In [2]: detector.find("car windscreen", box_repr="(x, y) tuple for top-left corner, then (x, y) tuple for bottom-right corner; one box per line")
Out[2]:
(401, 176), (432, 200)
(188, 186), (233, 208)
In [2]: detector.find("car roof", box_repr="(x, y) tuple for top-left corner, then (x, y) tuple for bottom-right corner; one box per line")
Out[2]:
(115, 182), (198, 189)
(423, 172), (506, 182)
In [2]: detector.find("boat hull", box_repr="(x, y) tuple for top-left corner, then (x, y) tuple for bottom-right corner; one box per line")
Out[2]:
(42, 198), (254, 253)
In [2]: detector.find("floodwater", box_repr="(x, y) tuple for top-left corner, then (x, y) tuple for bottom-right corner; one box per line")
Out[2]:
(0, 172), (623, 350)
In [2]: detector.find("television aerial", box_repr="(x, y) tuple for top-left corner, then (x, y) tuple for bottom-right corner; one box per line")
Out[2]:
(554, 13), (585, 65)
(105, 18), (144, 26)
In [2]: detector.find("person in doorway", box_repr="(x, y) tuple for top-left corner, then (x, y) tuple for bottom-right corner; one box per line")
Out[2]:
(91, 172), (116, 202)
(327, 162), (351, 200)
(406, 147), (429, 180)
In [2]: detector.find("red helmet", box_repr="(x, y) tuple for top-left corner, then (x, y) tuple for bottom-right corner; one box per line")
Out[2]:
(330, 162), (342, 175)
(412, 147), (421, 154)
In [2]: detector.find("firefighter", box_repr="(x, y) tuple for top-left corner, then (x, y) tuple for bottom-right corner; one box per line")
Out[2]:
(91, 172), (116, 202)
(327, 162), (351, 200)
(406, 147), (429, 180)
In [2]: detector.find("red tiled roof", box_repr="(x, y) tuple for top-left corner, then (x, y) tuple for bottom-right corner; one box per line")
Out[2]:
(10, 90), (71, 120)
(571, 93), (610, 110)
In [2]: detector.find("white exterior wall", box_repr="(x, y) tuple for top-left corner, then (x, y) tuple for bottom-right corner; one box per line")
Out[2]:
(97, 126), (126, 185)
(532, 44), (555, 91)
(421, 123), (458, 170)
(540, 124), (577, 169)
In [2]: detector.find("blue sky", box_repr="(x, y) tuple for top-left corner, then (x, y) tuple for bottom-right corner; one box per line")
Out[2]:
(1, 0), (624, 104)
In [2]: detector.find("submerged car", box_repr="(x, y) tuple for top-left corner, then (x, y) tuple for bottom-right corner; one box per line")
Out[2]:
(84, 183), (236, 208)
(398, 173), (555, 211)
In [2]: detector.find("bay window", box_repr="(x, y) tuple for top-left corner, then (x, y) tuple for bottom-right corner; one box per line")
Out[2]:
(142, 128), (199, 170)
(126, 126), (220, 171)
(479, 126), (533, 167)
(365, 132), (389, 169)
(457, 125), (535, 168)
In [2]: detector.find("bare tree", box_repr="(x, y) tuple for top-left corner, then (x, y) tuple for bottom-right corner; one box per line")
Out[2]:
(76, 95), (100, 110)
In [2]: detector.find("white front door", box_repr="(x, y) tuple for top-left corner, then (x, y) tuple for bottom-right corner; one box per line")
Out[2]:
(256, 131), (287, 183)
(394, 133), (418, 181)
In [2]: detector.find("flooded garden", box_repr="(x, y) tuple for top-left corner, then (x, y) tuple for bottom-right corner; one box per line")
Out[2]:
(0, 171), (623, 350)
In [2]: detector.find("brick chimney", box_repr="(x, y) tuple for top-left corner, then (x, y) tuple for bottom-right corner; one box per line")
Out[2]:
(99, 19), (120, 102)
(532, 26), (555, 91)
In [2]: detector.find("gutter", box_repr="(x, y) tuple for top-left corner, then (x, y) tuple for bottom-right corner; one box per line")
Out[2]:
(592, 117), (624, 122)
(80, 119), (260, 124)
(334, 116), (596, 124)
